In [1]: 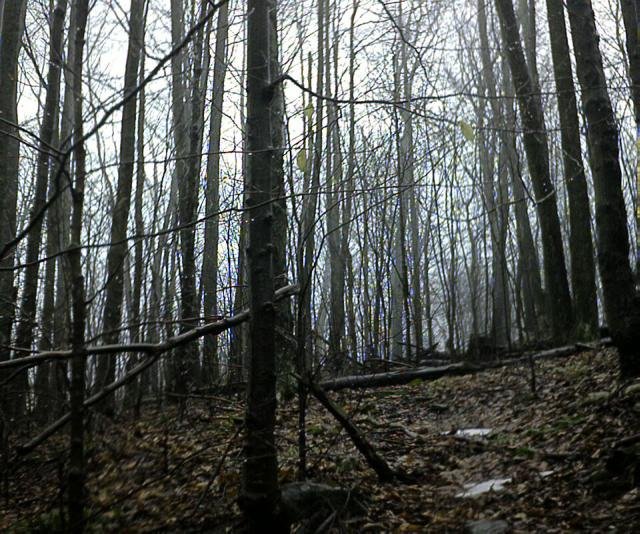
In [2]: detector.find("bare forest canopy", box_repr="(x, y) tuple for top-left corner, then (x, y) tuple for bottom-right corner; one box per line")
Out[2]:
(1, 0), (640, 530)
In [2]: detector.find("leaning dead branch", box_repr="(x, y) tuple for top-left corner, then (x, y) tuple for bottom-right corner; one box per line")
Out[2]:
(0, 284), (299, 373)
(298, 374), (398, 483)
(14, 284), (299, 455)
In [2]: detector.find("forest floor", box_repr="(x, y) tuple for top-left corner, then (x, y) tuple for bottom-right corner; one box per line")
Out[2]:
(2, 347), (640, 532)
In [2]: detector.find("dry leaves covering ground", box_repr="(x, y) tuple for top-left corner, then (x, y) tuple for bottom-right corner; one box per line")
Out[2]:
(1, 347), (639, 532)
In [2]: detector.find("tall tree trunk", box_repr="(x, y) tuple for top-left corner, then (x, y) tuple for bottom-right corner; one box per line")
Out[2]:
(622, 1), (640, 125)
(241, 0), (283, 528)
(229, 30), (248, 384)
(67, 2), (89, 528)
(326, 0), (346, 370)
(51, 0), (78, 414)
(502, 64), (546, 340)
(478, 0), (512, 347)
(180, 0), (210, 388)
(545, 0), (598, 339)
(566, 0), (640, 376)
(294, 41), (321, 477)
(270, 1), (294, 386)
(390, 43), (410, 361)
(0, 0), (27, 410)
(125, 11), (149, 408)
(96, 0), (145, 413)
(495, 0), (573, 343)
(518, 0), (539, 90)
(620, 0), (640, 275)
(169, 0), (193, 395)
(344, 0), (360, 360)
(228, 227), (248, 383)
(397, 15), (424, 357)
(12, 0), (68, 417)
(202, 0), (230, 386)
(35, 98), (63, 419)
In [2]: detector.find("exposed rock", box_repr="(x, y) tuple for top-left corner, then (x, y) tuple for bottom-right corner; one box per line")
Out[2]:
(465, 519), (510, 534)
(280, 481), (364, 530)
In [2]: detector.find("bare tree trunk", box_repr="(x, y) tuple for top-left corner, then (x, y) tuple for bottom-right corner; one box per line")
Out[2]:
(169, 0), (193, 395)
(327, 48), (345, 369)
(229, 36), (248, 384)
(621, 0), (640, 130)
(0, 0), (27, 410)
(180, 0), (211, 389)
(294, 41), (321, 477)
(125, 10), (149, 408)
(398, 15), (423, 357)
(241, 0), (284, 528)
(390, 39), (410, 361)
(518, 0), (539, 89)
(67, 2), (89, 528)
(620, 0), (640, 275)
(424, 218), (434, 348)
(344, 1), (360, 360)
(229, 227), (248, 383)
(566, 0), (640, 376)
(495, 0), (573, 343)
(202, 0), (230, 386)
(502, 65), (545, 340)
(545, 0), (598, 339)
(96, 0), (145, 414)
(51, 0), (78, 414)
(35, 97), (63, 419)
(11, 0), (68, 417)
(478, 0), (512, 347)
(270, 1), (294, 386)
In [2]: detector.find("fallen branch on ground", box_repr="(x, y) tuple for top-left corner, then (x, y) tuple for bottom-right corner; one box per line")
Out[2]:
(319, 342), (595, 392)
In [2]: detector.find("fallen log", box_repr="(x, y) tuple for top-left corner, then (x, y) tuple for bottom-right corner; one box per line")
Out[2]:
(319, 343), (587, 392)
(320, 363), (469, 391)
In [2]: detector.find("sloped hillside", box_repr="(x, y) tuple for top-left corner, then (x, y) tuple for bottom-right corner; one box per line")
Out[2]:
(3, 348), (639, 532)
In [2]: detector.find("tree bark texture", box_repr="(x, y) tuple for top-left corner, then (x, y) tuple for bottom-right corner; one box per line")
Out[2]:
(545, 0), (598, 338)
(67, 2), (90, 529)
(97, 0), (145, 412)
(202, 0), (230, 385)
(241, 0), (284, 530)
(0, 0), (27, 409)
(566, 0), (640, 376)
(495, 0), (573, 343)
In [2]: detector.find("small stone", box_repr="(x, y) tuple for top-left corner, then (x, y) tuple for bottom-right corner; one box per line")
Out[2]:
(623, 383), (640, 397)
(464, 519), (510, 534)
(585, 391), (610, 404)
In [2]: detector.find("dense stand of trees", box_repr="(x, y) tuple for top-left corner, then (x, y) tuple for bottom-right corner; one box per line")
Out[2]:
(1, 0), (640, 528)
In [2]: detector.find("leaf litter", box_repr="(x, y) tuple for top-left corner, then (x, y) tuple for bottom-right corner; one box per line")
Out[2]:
(1, 347), (639, 531)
